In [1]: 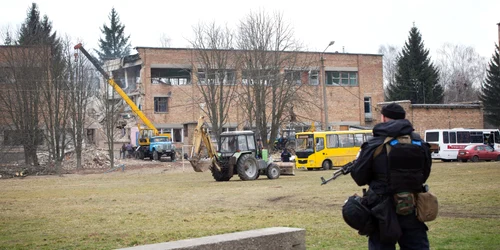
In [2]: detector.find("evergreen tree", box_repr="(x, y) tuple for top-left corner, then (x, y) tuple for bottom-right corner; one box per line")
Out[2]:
(480, 45), (500, 126)
(17, 3), (61, 54)
(95, 8), (131, 61)
(387, 26), (443, 103)
(4, 31), (12, 45)
(18, 3), (41, 45)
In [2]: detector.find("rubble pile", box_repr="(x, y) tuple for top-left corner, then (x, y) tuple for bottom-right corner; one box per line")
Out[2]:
(60, 145), (112, 170)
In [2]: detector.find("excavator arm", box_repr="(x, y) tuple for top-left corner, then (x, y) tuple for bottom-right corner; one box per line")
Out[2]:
(189, 116), (221, 172)
(74, 43), (160, 137)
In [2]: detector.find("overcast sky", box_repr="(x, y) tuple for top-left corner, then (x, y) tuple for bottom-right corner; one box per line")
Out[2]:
(1, 0), (499, 59)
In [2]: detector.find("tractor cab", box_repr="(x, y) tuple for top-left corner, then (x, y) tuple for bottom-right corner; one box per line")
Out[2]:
(219, 131), (257, 157)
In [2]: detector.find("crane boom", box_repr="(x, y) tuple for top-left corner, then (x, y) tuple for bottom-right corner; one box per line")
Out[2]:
(74, 43), (159, 136)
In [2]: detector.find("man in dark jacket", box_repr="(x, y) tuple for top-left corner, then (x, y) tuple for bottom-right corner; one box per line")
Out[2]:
(350, 103), (432, 250)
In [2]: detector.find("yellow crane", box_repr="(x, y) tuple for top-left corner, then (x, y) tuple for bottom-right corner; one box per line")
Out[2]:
(74, 43), (171, 157)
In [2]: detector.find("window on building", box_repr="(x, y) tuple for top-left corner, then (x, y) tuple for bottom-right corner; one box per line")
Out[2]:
(87, 129), (95, 144)
(242, 69), (278, 86)
(183, 124), (188, 137)
(364, 97), (371, 114)
(151, 68), (191, 85)
(154, 97), (169, 113)
(284, 70), (303, 85)
(308, 70), (319, 85)
(198, 69), (235, 85)
(326, 71), (358, 86)
(173, 128), (182, 142)
(241, 70), (254, 85)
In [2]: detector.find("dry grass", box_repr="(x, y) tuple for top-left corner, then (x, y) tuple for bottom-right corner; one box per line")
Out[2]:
(1, 161), (500, 249)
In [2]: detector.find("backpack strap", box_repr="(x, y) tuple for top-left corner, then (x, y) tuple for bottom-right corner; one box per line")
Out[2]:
(373, 136), (393, 159)
(372, 135), (413, 159)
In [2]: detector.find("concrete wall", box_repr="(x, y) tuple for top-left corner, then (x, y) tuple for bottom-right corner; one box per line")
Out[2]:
(119, 227), (305, 250)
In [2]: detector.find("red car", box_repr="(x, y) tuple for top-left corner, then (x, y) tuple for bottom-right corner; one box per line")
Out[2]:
(457, 145), (500, 162)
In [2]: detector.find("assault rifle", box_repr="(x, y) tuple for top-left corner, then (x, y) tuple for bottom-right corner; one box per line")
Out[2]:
(320, 160), (356, 185)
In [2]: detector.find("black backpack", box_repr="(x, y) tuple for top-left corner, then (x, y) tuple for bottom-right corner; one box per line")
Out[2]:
(373, 135), (426, 193)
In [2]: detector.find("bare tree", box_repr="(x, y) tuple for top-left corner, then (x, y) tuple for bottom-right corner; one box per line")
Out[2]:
(378, 44), (400, 100)
(189, 22), (239, 145)
(436, 43), (486, 103)
(68, 40), (97, 170)
(159, 33), (172, 47)
(236, 10), (309, 149)
(38, 37), (72, 174)
(0, 45), (45, 167)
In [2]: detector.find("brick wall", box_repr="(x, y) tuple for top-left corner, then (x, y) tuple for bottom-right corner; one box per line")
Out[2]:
(378, 101), (484, 136)
(134, 48), (385, 132)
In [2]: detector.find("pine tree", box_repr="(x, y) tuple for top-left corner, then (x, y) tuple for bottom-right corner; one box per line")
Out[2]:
(17, 3), (61, 54)
(18, 3), (42, 45)
(95, 8), (131, 61)
(387, 26), (443, 103)
(480, 45), (500, 126)
(4, 31), (12, 45)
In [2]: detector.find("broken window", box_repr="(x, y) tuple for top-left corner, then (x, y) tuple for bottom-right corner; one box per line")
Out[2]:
(198, 69), (235, 85)
(284, 70), (303, 85)
(86, 129), (95, 144)
(308, 70), (319, 85)
(242, 69), (278, 86)
(151, 68), (191, 85)
(154, 97), (169, 113)
(173, 128), (182, 142)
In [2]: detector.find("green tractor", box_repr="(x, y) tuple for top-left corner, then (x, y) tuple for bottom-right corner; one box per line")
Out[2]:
(189, 117), (280, 181)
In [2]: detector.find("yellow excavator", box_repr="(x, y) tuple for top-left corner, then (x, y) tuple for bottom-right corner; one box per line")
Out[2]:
(74, 43), (175, 161)
(189, 116), (282, 182)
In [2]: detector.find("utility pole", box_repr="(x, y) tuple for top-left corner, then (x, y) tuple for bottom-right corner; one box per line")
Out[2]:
(321, 41), (334, 131)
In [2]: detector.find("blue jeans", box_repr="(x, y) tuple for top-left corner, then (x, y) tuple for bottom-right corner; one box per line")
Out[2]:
(368, 212), (429, 250)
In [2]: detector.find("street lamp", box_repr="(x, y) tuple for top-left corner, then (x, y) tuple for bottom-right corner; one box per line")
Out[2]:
(321, 41), (334, 131)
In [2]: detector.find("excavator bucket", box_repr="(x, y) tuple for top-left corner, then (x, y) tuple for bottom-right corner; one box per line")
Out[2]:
(189, 158), (212, 172)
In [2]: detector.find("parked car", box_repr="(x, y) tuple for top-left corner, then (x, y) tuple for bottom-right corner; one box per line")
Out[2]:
(457, 145), (500, 162)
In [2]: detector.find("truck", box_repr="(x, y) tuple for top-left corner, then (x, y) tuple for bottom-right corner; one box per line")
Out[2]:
(74, 43), (175, 161)
(189, 116), (281, 181)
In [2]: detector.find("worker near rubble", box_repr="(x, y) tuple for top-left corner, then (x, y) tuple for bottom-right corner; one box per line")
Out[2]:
(126, 143), (134, 158)
(349, 103), (432, 249)
(120, 144), (127, 159)
(281, 148), (291, 162)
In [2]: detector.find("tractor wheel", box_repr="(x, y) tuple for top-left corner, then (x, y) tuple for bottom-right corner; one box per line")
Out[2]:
(471, 155), (479, 162)
(211, 160), (232, 182)
(170, 152), (176, 162)
(322, 160), (331, 170)
(237, 154), (259, 181)
(266, 164), (280, 179)
(153, 151), (159, 161)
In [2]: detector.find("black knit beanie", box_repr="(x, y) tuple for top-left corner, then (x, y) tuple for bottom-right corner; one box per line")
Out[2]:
(381, 103), (406, 120)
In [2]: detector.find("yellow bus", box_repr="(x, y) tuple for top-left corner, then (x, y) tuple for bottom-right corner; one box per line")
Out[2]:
(294, 130), (373, 170)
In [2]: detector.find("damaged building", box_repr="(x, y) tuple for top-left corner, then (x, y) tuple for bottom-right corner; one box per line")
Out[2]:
(100, 47), (386, 147)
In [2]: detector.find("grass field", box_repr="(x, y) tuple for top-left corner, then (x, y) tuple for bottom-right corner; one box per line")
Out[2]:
(1, 161), (500, 249)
